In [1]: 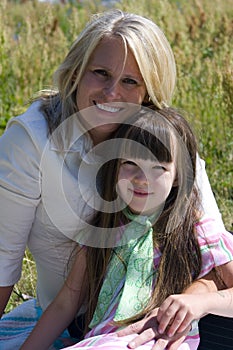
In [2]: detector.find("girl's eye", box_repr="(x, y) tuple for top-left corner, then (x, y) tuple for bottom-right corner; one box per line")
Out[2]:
(121, 160), (138, 167)
(122, 77), (137, 85)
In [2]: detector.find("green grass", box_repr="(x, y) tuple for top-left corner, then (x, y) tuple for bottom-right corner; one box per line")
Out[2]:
(1, 0), (233, 311)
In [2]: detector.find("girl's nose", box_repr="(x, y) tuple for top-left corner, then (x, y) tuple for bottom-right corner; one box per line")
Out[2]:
(132, 170), (149, 185)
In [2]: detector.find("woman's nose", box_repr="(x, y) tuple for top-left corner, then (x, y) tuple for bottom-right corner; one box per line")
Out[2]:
(102, 80), (122, 99)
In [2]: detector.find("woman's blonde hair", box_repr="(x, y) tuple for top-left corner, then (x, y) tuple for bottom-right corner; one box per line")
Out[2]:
(40, 10), (176, 132)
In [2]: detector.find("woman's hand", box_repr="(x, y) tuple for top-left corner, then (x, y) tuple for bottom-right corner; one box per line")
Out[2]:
(116, 309), (190, 350)
(117, 277), (217, 350)
(156, 276), (219, 337)
(156, 294), (207, 337)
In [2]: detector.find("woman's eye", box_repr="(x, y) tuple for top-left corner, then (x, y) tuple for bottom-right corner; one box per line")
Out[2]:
(122, 77), (137, 85)
(94, 69), (108, 77)
(153, 165), (167, 171)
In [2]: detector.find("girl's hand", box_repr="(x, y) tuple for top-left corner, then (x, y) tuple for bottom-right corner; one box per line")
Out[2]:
(116, 309), (190, 350)
(157, 294), (207, 337)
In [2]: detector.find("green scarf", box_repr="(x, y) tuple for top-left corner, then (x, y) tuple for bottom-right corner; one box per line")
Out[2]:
(89, 208), (155, 328)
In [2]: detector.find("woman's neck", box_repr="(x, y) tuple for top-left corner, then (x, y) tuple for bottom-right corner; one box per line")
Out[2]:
(89, 129), (114, 146)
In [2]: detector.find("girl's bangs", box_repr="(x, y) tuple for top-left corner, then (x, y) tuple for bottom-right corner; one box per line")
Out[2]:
(118, 123), (174, 163)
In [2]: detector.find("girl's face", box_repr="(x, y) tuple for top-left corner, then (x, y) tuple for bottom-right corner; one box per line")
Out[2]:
(76, 37), (147, 144)
(117, 157), (177, 216)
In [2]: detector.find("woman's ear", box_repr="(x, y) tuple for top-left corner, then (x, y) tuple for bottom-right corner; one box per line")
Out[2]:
(143, 93), (151, 105)
(72, 72), (77, 84)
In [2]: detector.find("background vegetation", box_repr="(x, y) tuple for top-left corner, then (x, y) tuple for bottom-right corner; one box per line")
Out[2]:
(1, 0), (232, 312)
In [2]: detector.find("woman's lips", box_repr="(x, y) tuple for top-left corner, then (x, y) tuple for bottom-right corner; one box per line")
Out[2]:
(94, 101), (122, 113)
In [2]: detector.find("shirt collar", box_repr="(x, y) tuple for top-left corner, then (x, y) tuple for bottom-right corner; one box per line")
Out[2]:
(50, 113), (91, 150)
(50, 113), (106, 165)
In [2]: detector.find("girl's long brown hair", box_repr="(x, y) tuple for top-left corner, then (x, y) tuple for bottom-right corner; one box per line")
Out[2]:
(85, 106), (202, 331)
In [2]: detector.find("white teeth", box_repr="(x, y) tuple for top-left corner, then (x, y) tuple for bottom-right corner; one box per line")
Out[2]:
(96, 103), (121, 113)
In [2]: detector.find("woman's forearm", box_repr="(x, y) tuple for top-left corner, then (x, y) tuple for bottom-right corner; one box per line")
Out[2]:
(184, 275), (218, 295)
(203, 288), (233, 317)
(156, 275), (219, 335)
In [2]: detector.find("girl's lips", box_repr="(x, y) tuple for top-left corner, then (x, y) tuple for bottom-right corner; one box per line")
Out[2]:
(130, 188), (151, 196)
(94, 101), (122, 113)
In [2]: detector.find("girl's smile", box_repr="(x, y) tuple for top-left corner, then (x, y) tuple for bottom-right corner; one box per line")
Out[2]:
(129, 187), (153, 197)
(117, 158), (177, 215)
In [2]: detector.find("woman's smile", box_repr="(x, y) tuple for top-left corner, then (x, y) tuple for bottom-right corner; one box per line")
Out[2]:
(93, 101), (122, 113)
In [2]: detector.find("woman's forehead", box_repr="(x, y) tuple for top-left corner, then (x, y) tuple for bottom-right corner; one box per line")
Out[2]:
(88, 36), (143, 80)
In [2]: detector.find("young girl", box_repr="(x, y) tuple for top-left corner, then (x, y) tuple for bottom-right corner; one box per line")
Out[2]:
(20, 107), (233, 350)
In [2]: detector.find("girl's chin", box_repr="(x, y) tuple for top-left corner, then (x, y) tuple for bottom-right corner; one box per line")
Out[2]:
(128, 204), (163, 217)
(128, 207), (152, 216)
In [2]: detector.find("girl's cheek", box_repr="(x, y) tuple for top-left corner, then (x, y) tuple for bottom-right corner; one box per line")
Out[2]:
(118, 168), (129, 181)
(123, 167), (137, 179)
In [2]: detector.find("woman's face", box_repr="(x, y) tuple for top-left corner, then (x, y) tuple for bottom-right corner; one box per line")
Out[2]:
(76, 37), (147, 143)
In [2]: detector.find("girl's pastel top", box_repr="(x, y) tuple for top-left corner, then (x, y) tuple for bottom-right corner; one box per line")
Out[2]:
(85, 217), (233, 346)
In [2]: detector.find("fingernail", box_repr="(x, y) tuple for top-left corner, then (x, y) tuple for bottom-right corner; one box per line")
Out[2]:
(128, 341), (136, 348)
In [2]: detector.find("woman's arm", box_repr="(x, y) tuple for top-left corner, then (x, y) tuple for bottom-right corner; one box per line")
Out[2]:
(196, 157), (225, 230)
(157, 261), (233, 336)
(0, 122), (41, 315)
(156, 275), (218, 336)
(116, 276), (218, 350)
(204, 260), (233, 317)
(20, 247), (87, 350)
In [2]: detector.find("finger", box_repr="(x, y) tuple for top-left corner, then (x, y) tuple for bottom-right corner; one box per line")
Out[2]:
(127, 328), (159, 349)
(152, 338), (169, 350)
(117, 313), (159, 338)
(117, 321), (144, 337)
(175, 314), (194, 334)
(167, 335), (186, 350)
(165, 311), (188, 337)
(158, 305), (181, 334)
(157, 299), (173, 323)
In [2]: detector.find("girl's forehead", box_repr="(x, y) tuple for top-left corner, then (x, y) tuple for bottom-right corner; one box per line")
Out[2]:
(121, 157), (170, 167)
(117, 127), (177, 157)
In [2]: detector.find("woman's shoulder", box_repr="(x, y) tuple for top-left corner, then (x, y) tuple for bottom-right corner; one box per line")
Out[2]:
(7, 100), (47, 131)
(5, 100), (49, 149)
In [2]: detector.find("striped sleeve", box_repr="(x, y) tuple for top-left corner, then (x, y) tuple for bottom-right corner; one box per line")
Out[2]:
(196, 217), (233, 277)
